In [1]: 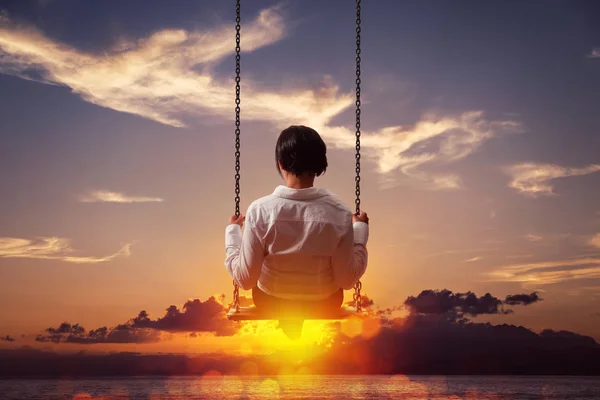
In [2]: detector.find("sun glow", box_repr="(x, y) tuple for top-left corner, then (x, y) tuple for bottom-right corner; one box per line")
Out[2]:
(234, 319), (337, 357)
(228, 313), (386, 371)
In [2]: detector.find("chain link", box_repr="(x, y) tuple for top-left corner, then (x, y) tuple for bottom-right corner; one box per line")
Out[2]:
(232, 0), (241, 312)
(353, 0), (363, 313)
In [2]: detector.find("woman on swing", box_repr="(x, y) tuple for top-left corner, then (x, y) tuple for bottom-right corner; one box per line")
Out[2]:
(224, 125), (369, 331)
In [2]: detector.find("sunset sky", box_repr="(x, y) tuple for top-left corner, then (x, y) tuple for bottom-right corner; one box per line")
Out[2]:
(1, 0), (599, 355)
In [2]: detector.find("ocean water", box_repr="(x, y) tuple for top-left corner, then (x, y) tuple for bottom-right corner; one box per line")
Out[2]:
(0, 375), (598, 400)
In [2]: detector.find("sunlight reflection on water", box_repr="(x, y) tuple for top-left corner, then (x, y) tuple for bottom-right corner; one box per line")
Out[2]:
(1, 375), (599, 400)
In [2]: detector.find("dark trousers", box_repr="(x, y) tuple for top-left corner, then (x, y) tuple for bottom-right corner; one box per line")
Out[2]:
(252, 286), (344, 315)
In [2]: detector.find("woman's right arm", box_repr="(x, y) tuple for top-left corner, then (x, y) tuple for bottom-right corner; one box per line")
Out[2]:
(331, 212), (369, 290)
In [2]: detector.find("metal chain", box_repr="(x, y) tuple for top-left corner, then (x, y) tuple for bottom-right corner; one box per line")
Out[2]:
(353, 0), (363, 313)
(354, 0), (361, 217)
(233, 280), (240, 312)
(353, 281), (363, 313)
(232, 0), (241, 312)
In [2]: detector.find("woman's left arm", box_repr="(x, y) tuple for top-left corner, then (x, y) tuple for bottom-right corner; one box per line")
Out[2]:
(224, 210), (265, 290)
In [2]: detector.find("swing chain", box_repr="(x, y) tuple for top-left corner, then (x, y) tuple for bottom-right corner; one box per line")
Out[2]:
(233, 279), (240, 312)
(232, 0), (241, 313)
(234, 0), (241, 219)
(354, 0), (361, 217)
(353, 281), (363, 313)
(353, 0), (363, 314)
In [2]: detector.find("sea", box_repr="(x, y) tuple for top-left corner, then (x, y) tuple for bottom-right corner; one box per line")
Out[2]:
(0, 375), (598, 400)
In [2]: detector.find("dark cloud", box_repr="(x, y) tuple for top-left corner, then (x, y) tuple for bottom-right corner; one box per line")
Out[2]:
(317, 314), (600, 375)
(35, 323), (85, 343)
(344, 293), (374, 309)
(1, 335), (15, 342)
(404, 289), (511, 321)
(128, 296), (238, 336)
(3, 316), (599, 377)
(36, 323), (161, 344)
(36, 296), (241, 344)
(505, 292), (542, 306)
(540, 329), (599, 348)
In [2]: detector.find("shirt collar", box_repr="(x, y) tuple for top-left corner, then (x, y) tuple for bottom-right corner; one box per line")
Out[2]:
(272, 185), (331, 200)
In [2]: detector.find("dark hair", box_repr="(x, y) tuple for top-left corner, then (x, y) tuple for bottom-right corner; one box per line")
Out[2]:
(275, 125), (328, 177)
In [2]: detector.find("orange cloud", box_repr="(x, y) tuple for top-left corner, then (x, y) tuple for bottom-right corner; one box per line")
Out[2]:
(505, 162), (600, 196)
(487, 257), (600, 286)
(79, 190), (164, 203)
(0, 237), (131, 264)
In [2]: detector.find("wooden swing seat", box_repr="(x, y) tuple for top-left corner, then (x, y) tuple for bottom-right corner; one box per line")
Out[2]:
(227, 305), (361, 321)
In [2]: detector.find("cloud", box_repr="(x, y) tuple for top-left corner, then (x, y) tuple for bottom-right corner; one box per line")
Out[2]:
(128, 296), (238, 336)
(7, 290), (600, 377)
(488, 257), (600, 286)
(344, 294), (374, 310)
(0, 7), (288, 127)
(464, 256), (482, 262)
(344, 111), (523, 189)
(505, 163), (600, 196)
(0, 237), (131, 264)
(588, 48), (600, 59)
(1, 335), (15, 342)
(36, 296), (241, 344)
(403, 289), (510, 322)
(505, 254), (534, 259)
(318, 320), (600, 375)
(79, 190), (164, 203)
(424, 247), (497, 259)
(589, 233), (600, 249)
(0, 10), (523, 189)
(504, 292), (542, 306)
(525, 234), (543, 242)
(36, 322), (162, 344)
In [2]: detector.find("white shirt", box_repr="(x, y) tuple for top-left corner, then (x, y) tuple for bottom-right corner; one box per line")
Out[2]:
(225, 185), (369, 300)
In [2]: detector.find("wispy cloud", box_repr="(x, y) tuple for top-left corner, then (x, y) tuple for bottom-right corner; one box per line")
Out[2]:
(525, 233), (543, 242)
(349, 111), (523, 189)
(465, 256), (482, 262)
(0, 9), (523, 189)
(0, 237), (131, 264)
(587, 48), (600, 59)
(505, 254), (534, 259)
(487, 257), (600, 286)
(79, 190), (163, 203)
(424, 247), (497, 259)
(505, 163), (600, 196)
(0, 7), (288, 127)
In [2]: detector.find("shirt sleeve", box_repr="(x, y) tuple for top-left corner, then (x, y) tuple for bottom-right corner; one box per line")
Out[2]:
(224, 215), (265, 291)
(331, 221), (369, 290)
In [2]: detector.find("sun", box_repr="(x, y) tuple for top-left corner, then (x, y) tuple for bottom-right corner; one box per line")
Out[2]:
(233, 319), (339, 360)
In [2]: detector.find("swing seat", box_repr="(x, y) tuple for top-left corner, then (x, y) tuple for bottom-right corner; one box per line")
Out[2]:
(227, 305), (361, 321)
